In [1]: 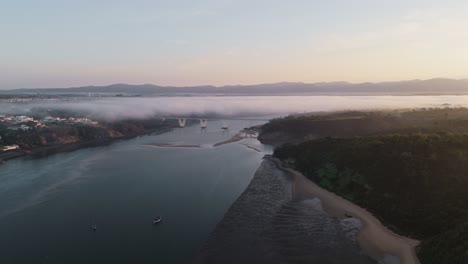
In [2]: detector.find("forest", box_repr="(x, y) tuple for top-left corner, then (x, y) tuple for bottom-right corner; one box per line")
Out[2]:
(267, 108), (468, 263)
(260, 107), (468, 145)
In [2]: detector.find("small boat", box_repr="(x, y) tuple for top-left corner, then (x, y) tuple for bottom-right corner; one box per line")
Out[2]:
(153, 216), (162, 225)
(91, 224), (97, 231)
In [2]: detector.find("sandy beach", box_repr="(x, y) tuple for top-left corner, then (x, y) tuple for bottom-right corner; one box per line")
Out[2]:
(269, 157), (420, 264)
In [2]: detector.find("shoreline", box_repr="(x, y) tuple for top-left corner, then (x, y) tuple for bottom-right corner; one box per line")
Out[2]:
(193, 158), (376, 264)
(0, 127), (173, 165)
(0, 149), (27, 163)
(268, 156), (420, 264)
(239, 143), (262, 152)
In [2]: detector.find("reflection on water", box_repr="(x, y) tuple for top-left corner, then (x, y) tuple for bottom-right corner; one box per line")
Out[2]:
(0, 120), (272, 264)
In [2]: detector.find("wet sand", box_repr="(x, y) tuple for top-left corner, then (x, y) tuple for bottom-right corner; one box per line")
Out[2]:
(193, 158), (375, 264)
(270, 157), (420, 264)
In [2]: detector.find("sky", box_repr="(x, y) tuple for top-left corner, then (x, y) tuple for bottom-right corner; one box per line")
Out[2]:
(1, 0), (468, 89)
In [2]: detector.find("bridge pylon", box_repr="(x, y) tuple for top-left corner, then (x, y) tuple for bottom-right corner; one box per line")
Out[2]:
(178, 118), (187, 127)
(200, 119), (208, 128)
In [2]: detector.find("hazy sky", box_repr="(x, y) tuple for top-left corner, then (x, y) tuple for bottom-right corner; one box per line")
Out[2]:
(1, 0), (468, 89)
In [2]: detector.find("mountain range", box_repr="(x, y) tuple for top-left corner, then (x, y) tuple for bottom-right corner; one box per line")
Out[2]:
(3, 78), (468, 96)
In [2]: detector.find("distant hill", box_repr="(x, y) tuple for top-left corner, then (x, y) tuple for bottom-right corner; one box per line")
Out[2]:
(3, 78), (468, 96)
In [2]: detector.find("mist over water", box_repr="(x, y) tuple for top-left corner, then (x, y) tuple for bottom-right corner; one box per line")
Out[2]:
(1, 96), (467, 120)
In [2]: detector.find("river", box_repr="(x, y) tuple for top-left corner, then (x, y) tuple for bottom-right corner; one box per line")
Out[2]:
(0, 120), (272, 264)
(2, 95), (465, 263)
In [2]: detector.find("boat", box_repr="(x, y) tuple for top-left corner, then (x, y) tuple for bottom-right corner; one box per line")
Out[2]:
(153, 216), (162, 225)
(91, 224), (97, 231)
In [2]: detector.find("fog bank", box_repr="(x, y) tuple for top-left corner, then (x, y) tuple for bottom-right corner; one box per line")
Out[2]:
(1, 96), (466, 120)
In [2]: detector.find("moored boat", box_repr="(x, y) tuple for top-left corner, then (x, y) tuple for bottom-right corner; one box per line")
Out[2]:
(153, 216), (162, 225)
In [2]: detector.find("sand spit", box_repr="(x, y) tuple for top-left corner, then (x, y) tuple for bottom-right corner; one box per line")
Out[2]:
(213, 134), (244, 147)
(269, 157), (420, 264)
(144, 143), (202, 148)
(213, 129), (258, 147)
(193, 159), (375, 264)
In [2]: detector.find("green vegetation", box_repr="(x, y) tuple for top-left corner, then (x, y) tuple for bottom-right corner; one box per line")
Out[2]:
(275, 134), (468, 263)
(260, 108), (468, 145)
(266, 108), (468, 263)
(0, 127), (43, 148)
(0, 118), (177, 150)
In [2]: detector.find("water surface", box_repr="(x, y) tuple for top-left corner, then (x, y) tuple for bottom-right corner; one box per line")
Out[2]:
(0, 120), (271, 264)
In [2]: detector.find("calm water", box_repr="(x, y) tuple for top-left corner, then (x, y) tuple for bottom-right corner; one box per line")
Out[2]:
(0, 120), (272, 264)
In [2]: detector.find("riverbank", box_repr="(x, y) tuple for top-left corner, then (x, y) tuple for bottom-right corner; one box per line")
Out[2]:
(0, 127), (173, 165)
(0, 149), (27, 163)
(269, 156), (420, 264)
(193, 158), (376, 264)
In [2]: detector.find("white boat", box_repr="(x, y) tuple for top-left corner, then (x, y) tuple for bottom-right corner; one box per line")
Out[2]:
(153, 216), (162, 225)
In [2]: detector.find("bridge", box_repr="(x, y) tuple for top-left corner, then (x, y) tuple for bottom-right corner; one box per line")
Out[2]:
(160, 117), (270, 129)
